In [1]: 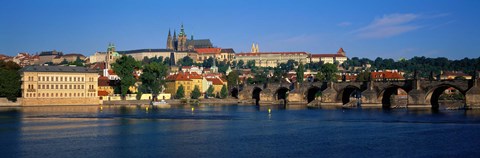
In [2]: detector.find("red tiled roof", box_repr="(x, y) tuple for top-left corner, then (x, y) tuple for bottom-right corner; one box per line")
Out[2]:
(166, 72), (203, 81)
(195, 48), (222, 54)
(108, 69), (116, 75)
(337, 48), (345, 54)
(98, 76), (109, 86)
(442, 71), (470, 77)
(207, 78), (224, 85)
(311, 54), (346, 58)
(90, 62), (106, 70)
(371, 72), (404, 80)
(236, 52), (308, 56)
(98, 90), (109, 96)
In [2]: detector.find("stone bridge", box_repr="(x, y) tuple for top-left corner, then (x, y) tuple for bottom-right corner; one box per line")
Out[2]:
(233, 78), (480, 109)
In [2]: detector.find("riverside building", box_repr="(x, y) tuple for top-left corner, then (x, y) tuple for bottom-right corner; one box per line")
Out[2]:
(20, 65), (100, 106)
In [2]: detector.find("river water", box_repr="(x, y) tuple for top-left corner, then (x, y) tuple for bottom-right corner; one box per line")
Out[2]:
(1, 104), (480, 158)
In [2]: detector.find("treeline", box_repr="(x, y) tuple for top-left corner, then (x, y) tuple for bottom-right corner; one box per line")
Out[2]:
(0, 61), (21, 101)
(342, 56), (480, 77)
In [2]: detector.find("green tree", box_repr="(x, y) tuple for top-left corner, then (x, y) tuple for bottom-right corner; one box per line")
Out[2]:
(246, 60), (256, 69)
(178, 56), (194, 66)
(356, 71), (371, 82)
(226, 70), (238, 89)
(60, 59), (69, 65)
(319, 63), (338, 82)
(296, 63), (305, 83)
(202, 57), (215, 68)
(0, 61), (21, 101)
(191, 85), (201, 99)
(72, 56), (84, 66)
(220, 85), (228, 99)
(111, 55), (140, 100)
(163, 57), (171, 66)
(136, 89), (143, 100)
(206, 85), (215, 98)
(237, 60), (245, 68)
(176, 84), (185, 99)
(141, 62), (168, 101)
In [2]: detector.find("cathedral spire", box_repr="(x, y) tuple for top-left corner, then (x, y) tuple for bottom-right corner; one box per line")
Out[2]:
(180, 23), (185, 36)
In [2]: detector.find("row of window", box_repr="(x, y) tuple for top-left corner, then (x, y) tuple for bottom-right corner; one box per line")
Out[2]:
(27, 76), (96, 82)
(26, 84), (97, 90)
(33, 84), (91, 90)
(25, 92), (97, 98)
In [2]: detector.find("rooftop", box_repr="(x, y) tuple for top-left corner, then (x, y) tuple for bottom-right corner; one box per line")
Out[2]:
(21, 65), (97, 73)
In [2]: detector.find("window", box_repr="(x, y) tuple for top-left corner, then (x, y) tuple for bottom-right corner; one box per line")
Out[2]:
(46, 77), (49, 81)
(60, 85), (63, 89)
(69, 85), (72, 89)
(42, 85), (45, 89)
(60, 77), (63, 81)
(56, 85), (58, 89)
(74, 77), (76, 82)
(42, 76), (45, 81)
(56, 77), (58, 81)
(74, 85), (76, 89)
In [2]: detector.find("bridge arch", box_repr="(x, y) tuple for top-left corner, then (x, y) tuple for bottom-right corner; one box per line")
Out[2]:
(275, 87), (289, 100)
(378, 85), (408, 108)
(230, 87), (239, 99)
(426, 84), (466, 109)
(306, 86), (322, 103)
(252, 87), (262, 105)
(337, 85), (361, 105)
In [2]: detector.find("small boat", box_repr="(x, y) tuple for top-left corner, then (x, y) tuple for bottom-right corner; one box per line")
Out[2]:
(151, 100), (171, 108)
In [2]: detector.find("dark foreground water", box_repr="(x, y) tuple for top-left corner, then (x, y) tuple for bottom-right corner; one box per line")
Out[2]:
(1, 104), (480, 158)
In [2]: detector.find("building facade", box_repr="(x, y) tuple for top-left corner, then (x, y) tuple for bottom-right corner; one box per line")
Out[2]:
(235, 47), (348, 67)
(20, 66), (99, 106)
(235, 52), (310, 67)
(310, 48), (347, 64)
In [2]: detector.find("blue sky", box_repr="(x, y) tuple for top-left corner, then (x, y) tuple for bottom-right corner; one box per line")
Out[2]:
(1, 0), (479, 60)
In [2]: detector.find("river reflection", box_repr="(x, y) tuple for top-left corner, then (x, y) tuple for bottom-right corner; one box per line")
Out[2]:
(1, 104), (480, 158)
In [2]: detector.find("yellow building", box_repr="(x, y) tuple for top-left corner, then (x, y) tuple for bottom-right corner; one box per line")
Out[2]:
(206, 77), (227, 95)
(193, 48), (235, 63)
(235, 52), (310, 67)
(310, 48), (347, 64)
(165, 72), (204, 98)
(20, 65), (99, 106)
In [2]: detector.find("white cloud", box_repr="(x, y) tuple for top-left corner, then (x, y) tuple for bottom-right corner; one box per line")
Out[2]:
(337, 22), (352, 27)
(353, 13), (421, 39)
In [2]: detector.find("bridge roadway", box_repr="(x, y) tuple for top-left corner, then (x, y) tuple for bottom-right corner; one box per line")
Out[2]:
(233, 78), (480, 109)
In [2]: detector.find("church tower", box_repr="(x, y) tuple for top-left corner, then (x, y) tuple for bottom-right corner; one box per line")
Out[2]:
(167, 29), (173, 50)
(178, 24), (187, 51)
(173, 30), (177, 51)
(106, 43), (116, 70)
(251, 43), (259, 53)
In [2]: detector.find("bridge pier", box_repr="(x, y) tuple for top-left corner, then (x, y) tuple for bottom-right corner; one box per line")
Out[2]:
(320, 82), (342, 107)
(466, 79), (480, 109)
(361, 81), (382, 108)
(407, 80), (429, 108)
